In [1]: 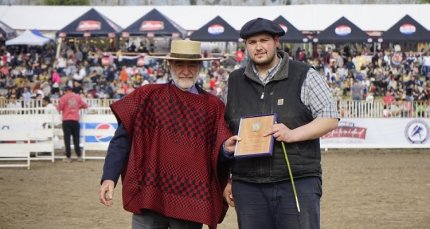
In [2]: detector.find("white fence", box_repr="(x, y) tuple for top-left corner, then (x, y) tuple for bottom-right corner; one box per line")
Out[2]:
(0, 107), (114, 164)
(0, 130), (32, 169)
(1, 98), (429, 118)
(0, 104), (429, 168)
(0, 111), (56, 168)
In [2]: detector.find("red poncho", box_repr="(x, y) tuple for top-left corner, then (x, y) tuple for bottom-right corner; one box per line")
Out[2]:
(110, 84), (231, 229)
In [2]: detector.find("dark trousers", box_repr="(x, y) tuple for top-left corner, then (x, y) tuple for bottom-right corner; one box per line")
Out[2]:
(232, 177), (322, 229)
(62, 120), (81, 158)
(132, 210), (202, 229)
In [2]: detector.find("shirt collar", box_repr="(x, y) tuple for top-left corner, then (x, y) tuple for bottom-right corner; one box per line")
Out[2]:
(252, 56), (283, 85)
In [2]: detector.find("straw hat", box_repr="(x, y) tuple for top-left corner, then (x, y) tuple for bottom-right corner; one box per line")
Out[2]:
(152, 40), (219, 61)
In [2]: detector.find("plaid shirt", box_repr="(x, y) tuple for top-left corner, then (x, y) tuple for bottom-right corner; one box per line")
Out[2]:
(253, 56), (283, 85)
(252, 61), (339, 119)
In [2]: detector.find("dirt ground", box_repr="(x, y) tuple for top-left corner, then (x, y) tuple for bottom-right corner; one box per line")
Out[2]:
(1, 149), (430, 229)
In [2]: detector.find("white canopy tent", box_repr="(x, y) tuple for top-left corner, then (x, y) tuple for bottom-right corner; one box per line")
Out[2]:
(5, 29), (51, 46)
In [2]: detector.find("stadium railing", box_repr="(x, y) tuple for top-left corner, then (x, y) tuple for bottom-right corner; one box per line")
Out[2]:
(1, 98), (428, 118)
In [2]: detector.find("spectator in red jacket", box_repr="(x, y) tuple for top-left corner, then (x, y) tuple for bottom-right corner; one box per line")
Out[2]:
(56, 86), (88, 162)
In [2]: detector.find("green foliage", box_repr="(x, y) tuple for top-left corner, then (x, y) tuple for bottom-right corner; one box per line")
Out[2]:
(420, 0), (430, 3)
(45, 0), (90, 5)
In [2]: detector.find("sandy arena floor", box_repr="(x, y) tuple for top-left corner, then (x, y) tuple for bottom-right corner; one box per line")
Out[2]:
(0, 149), (429, 229)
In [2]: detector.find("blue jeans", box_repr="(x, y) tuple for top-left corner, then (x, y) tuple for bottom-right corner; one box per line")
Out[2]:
(232, 177), (322, 229)
(132, 210), (202, 229)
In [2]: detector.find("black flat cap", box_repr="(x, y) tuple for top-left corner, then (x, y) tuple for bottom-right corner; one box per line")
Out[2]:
(240, 18), (285, 39)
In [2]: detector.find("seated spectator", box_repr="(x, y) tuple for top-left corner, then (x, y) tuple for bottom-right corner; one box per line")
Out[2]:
(383, 105), (392, 118)
(42, 95), (57, 113)
(383, 90), (396, 106)
(414, 102), (426, 117)
(366, 92), (374, 103)
(89, 69), (101, 84)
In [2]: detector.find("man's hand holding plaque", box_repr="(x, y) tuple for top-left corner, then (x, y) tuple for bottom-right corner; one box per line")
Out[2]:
(234, 114), (277, 158)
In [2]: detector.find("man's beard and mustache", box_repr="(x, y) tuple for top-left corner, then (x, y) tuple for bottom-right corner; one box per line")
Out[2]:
(253, 51), (276, 67)
(171, 70), (199, 91)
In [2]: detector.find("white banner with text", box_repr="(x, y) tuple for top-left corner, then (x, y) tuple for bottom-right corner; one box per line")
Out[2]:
(321, 118), (430, 148)
(2, 115), (429, 149)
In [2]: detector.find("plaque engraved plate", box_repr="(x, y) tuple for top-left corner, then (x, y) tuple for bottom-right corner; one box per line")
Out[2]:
(234, 114), (277, 158)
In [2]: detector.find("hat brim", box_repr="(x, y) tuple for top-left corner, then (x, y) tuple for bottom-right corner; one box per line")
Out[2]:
(150, 55), (219, 61)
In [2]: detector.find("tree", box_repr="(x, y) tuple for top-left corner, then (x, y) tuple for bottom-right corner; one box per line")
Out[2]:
(45, 0), (90, 5)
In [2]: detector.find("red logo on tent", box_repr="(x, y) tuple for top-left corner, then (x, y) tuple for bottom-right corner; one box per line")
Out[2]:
(335, 25), (351, 36)
(279, 24), (288, 33)
(77, 20), (101, 31)
(140, 21), (164, 31)
(399, 23), (416, 35)
(208, 24), (224, 35)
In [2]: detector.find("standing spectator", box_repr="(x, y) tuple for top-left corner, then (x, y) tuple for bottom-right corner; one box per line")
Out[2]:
(56, 86), (88, 162)
(422, 52), (430, 79)
(99, 39), (236, 229)
(75, 48), (83, 64)
(74, 64), (86, 84)
(295, 47), (306, 62)
(119, 65), (128, 83)
(104, 65), (116, 82)
(223, 18), (339, 229)
(333, 49), (344, 68)
(235, 47), (245, 65)
(21, 86), (32, 107)
(55, 54), (67, 75)
(51, 69), (61, 85)
(345, 56), (356, 72)
(351, 78), (363, 101)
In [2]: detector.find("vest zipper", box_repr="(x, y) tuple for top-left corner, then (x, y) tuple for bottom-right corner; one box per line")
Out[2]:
(260, 84), (266, 100)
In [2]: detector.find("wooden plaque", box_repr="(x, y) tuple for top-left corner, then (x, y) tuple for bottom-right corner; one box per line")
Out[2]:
(234, 114), (277, 158)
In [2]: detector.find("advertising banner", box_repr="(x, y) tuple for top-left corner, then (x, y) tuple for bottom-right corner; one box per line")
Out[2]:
(321, 118), (430, 148)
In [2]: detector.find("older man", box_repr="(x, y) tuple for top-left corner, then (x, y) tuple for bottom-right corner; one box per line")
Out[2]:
(99, 40), (236, 229)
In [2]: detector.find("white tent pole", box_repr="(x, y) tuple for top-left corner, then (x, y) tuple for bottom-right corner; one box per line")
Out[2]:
(56, 37), (62, 59)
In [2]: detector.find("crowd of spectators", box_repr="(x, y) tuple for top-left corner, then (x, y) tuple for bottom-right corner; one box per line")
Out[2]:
(0, 40), (236, 106)
(290, 44), (430, 117)
(0, 39), (429, 117)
